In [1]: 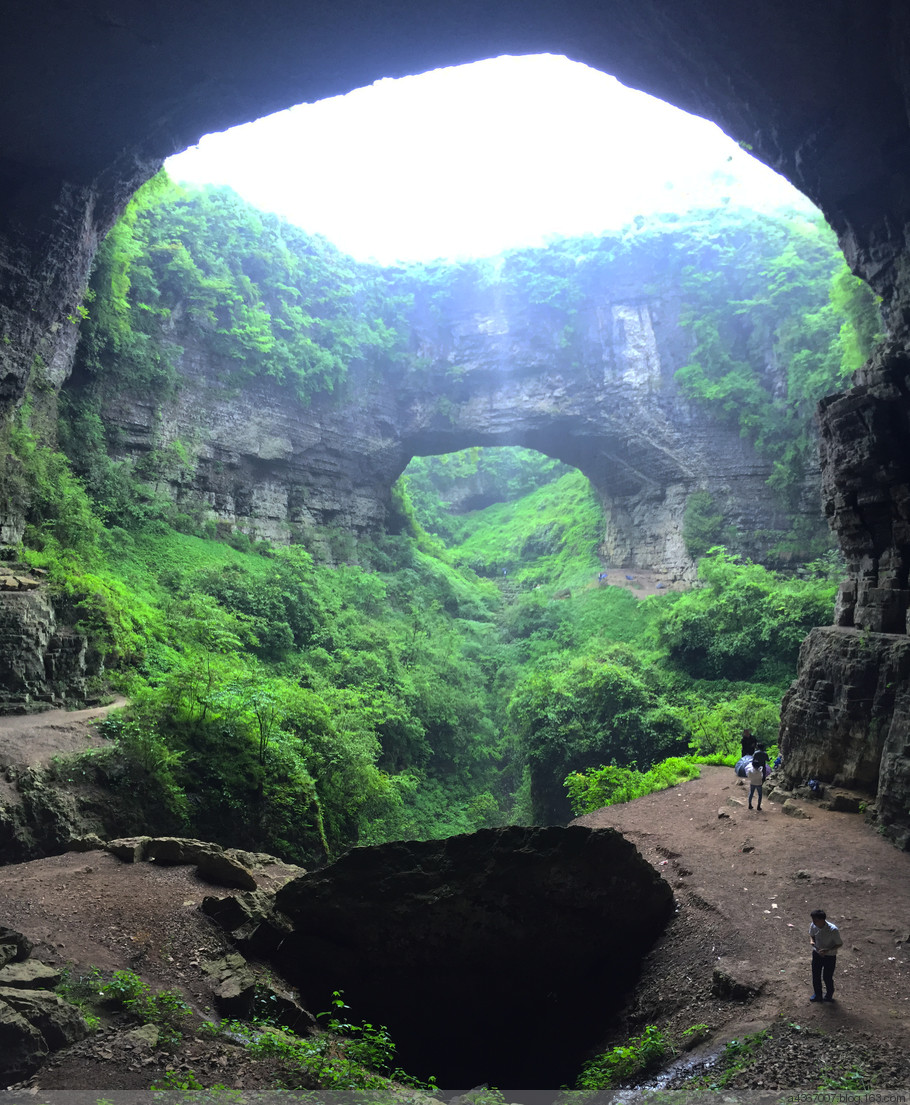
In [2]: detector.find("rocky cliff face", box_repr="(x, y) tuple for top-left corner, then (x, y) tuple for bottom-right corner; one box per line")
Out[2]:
(779, 339), (910, 847)
(0, 562), (98, 714)
(94, 283), (812, 579)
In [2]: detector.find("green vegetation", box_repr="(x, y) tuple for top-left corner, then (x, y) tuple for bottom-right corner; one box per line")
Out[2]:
(59, 967), (436, 1094)
(4, 179), (856, 864)
(78, 173), (404, 406)
(575, 1024), (672, 1090)
(655, 548), (839, 683)
(57, 967), (192, 1047)
(688, 1027), (773, 1090)
(100, 969), (192, 1047)
(565, 755), (713, 816)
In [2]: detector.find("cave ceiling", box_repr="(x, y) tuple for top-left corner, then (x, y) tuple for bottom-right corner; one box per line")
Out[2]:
(3, 0), (910, 314)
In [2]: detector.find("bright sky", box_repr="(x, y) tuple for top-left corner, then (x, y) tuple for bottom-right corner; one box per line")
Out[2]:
(166, 53), (816, 266)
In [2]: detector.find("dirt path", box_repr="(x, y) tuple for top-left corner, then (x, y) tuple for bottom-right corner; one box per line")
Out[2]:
(575, 766), (910, 1080)
(587, 568), (688, 598)
(0, 698), (126, 768)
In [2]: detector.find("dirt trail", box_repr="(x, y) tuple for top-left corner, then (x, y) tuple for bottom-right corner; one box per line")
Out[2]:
(0, 699), (126, 768)
(575, 766), (910, 1064)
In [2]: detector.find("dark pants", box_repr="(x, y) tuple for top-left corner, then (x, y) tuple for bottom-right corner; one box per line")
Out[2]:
(748, 784), (763, 808)
(812, 950), (836, 998)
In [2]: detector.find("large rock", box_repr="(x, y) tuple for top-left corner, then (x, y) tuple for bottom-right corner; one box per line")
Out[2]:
(106, 836), (299, 890)
(780, 626), (910, 846)
(0, 961), (62, 990)
(240, 825), (673, 1087)
(0, 999), (46, 1087)
(0, 927), (31, 970)
(0, 988), (87, 1051)
(202, 953), (315, 1033)
(0, 927), (88, 1086)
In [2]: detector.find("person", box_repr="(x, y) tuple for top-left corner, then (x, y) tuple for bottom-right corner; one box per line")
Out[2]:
(741, 729), (757, 758)
(808, 909), (843, 1002)
(751, 745), (770, 777)
(746, 759), (765, 810)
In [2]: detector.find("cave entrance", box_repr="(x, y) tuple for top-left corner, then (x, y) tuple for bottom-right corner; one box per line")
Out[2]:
(166, 53), (815, 267)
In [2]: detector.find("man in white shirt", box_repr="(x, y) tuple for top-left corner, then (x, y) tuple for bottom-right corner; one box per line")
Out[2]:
(809, 908), (844, 1003)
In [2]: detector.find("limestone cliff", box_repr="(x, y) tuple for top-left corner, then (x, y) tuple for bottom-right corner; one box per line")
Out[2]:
(0, 562), (98, 713)
(88, 278), (816, 580)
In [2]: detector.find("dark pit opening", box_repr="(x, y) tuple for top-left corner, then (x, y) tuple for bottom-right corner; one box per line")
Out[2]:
(242, 825), (674, 1091)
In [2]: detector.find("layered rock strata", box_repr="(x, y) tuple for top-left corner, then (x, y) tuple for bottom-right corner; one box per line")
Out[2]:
(0, 567), (98, 713)
(780, 626), (910, 849)
(98, 287), (811, 580)
(0, 924), (88, 1086)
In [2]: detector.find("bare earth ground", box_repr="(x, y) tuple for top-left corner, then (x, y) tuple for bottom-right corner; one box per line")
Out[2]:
(584, 569), (687, 600)
(1, 709), (909, 1094)
(575, 767), (910, 1091)
(0, 700), (123, 805)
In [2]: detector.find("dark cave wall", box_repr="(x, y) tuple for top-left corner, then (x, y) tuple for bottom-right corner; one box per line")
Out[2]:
(3, 0), (910, 836)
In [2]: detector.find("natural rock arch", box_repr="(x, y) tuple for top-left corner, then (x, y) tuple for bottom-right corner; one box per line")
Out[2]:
(99, 265), (807, 579)
(3, 1), (910, 838)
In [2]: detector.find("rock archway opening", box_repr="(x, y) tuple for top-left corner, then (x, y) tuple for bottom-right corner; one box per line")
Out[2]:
(400, 445), (576, 535)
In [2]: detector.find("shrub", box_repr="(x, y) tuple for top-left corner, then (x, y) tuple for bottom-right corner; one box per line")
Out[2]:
(576, 1025), (672, 1089)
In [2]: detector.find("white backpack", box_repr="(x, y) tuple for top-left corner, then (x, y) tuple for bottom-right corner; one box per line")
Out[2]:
(746, 764), (764, 786)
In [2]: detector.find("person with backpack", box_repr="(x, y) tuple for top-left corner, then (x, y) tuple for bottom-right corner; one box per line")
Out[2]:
(746, 758), (765, 810)
(751, 745), (770, 777)
(809, 909), (844, 1002)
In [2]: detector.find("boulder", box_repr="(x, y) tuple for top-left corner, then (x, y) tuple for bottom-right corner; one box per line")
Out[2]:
(202, 953), (315, 1034)
(783, 800), (811, 819)
(124, 1023), (159, 1048)
(195, 850), (257, 891)
(251, 824), (673, 1088)
(0, 987), (89, 1050)
(0, 926), (31, 969)
(201, 888), (277, 934)
(819, 789), (866, 814)
(0, 960), (62, 989)
(144, 836), (223, 865)
(68, 832), (106, 852)
(106, 836), (151, 862)
(0, 998), (46, 1085)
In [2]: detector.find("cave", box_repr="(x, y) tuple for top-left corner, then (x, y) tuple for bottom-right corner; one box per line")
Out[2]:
(1, 0), (910, 918)
(1, 1), (910, 1094)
